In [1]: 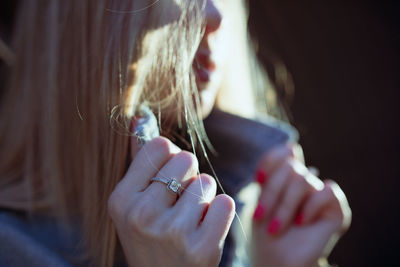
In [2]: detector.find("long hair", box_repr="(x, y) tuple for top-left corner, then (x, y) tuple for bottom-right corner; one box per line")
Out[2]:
(0, 0), (205, 266)
(214, 0), (290, 121)
(0, 0), (286, 266)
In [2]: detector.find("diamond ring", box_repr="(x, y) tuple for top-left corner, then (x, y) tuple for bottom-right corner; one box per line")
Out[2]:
(150, 177), (182, 196)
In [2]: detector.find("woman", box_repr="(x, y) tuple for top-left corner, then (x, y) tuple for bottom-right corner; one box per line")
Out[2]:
(0, 0), (351, 266)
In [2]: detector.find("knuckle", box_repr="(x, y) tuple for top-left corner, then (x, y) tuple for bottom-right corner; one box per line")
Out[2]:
(125, 196), (154, 229)
(189, 174), (217, 201)
(198, 173), (217, 190)
(125, 209), (142, 230)
(285, 143), (296, 158)
(323, 183), (337, 201)
(164, 221), (186, 245)
(214, 194), (236, 213)
(175, 151), (199, 171)
(166, 221), (184, 236)
(147, 136), (178, 157)
(287, 162), (298, 177)
(107, 191), (125, 221)
(292, 173), (307, 189)
(324, 179), (339, 189)
(266, 144), (293, 161)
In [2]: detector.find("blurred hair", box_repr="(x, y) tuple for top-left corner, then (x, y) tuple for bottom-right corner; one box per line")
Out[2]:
(215, 0), (290, 121)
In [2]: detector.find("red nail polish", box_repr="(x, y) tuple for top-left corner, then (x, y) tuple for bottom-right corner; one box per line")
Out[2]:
(253, 203), (264, 221)
(255, 169), (267, 185)
(295, 213), (304, 226)
(267, 218), (280, 235)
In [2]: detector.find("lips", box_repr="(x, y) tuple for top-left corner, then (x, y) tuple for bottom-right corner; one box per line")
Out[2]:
(196, 51), (216, 71)
(193, 50), (216, 84)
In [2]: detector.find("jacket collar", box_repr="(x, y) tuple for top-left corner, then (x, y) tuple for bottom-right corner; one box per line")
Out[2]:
(202, 109), (297, 195)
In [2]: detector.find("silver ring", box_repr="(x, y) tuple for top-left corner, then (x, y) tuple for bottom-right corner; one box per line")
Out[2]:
(150, 177), (182, 196)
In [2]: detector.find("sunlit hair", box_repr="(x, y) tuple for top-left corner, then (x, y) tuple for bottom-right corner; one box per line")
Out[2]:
(215, 0), (288, 121)
(0, 0), (207, 265)
(0, 0), (282, 266)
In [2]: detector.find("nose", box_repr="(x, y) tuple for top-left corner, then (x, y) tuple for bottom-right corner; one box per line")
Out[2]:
(205, 0), (222, 34)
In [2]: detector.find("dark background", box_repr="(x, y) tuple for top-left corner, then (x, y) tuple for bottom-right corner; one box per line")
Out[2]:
(248, 1), (399, 266)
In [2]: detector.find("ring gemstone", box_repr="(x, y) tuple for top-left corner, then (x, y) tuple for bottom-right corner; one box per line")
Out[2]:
(168, 179), (181, 194)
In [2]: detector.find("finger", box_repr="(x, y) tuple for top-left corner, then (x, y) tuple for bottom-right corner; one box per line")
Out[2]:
(255, 143), (294, 186)
(328, 180), (352, 231)
(292, 143), (305, 164)
(145, 150), (199, 207)
(308, 166), (320, 177)
(256, 144), (295, 179)
(302, 183), (335, 224)
(257, 160), (291, 220)
(290, 159), (323, 190)
(197, 194), (235, 250)
(306, 180), (351, 231)
(118, 137), (180, 194)
(169, 174), (217, 231)
(268, 174), (311, 235)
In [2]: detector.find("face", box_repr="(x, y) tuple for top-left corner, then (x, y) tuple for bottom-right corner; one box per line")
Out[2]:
(193, 0), (227, 118)
(134, 0), (231, 122)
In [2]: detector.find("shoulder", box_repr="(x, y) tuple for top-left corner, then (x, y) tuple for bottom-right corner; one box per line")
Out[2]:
(0, 210), (82, 267)
(204, 109), (298, 148)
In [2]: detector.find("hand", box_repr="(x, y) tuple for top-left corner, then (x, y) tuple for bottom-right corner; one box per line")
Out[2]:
(252, 144), (351, 267)
(108, 136), (235, 267)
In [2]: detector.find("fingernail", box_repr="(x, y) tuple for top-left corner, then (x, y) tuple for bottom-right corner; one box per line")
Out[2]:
(295, 213), (304, 226)
(253, 203), (264, 221)
(267, 218), (280, 235)
(255, 169), (267, 185)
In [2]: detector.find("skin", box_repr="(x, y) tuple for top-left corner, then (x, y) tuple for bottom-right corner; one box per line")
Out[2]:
(108, 137), (235, 267)
(107, 0), (352, 266)
(252, 145), (351, 267)
(193, 0), (228, 118)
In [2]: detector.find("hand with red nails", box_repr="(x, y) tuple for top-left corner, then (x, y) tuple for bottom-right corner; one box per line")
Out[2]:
(108, 136), (235, 267)
(252, 143), (352, 267)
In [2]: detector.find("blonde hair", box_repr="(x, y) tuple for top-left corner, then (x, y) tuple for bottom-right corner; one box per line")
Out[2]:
(215, 0), (285, 121)
(0, 0), (279, 266)
(0, 0), (205, 266)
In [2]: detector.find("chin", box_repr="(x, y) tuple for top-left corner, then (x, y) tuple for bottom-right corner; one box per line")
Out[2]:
(199, 100), (214, 119)
(197, 82), (219, 119)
